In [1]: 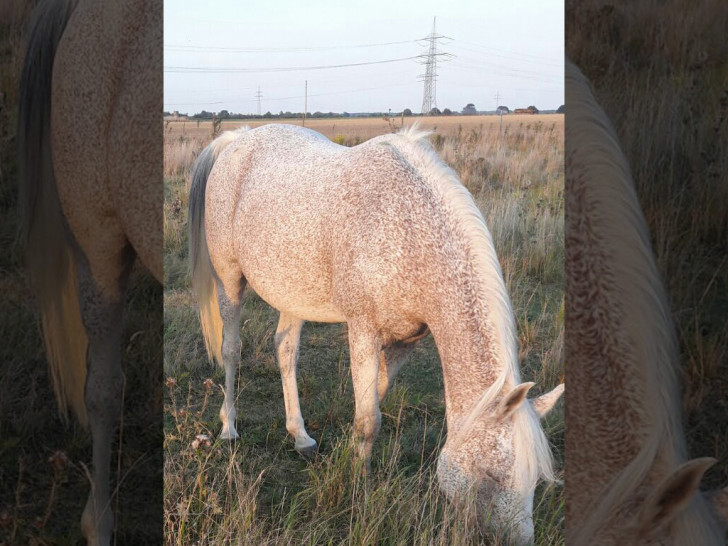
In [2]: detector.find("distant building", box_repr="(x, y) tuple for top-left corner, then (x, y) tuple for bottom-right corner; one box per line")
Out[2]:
(462, 103), (477, 115)
(514, 106), (539, 115)
(164, 110), (188, 121)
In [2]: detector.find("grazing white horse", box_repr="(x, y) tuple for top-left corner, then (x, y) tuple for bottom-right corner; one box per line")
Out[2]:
(188, 123), (563, 542)
(18, 0), (161, 544)
(565, 59), (728, 544)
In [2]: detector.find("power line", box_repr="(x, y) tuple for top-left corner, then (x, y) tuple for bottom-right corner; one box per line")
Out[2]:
(456, 40), (563, 64)
(165, 55), (418, 74)
(448, 59), (563, 83)
(447, 43), (562, 67)
(164, 69), (412, 102)
(164, 39), (419, 53)
(164, 81), (418, 109)
(451, 54), (561, 75)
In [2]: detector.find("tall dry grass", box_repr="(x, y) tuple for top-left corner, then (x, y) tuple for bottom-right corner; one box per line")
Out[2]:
(163, 114), (563, 145)
(164, 133), (206, 178)
(163, 120), (564, 544)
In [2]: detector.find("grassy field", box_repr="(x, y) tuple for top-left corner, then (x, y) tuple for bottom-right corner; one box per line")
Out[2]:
(163, 118), (565, 543)
(164, 114), (563, 144)
(567, 0), (728, 492)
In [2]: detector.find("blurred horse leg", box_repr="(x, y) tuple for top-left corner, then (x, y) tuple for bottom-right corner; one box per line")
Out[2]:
(75, 238), (135, 545)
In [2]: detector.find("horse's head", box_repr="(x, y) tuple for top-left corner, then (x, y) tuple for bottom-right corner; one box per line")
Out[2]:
(437, 382), (564, 544)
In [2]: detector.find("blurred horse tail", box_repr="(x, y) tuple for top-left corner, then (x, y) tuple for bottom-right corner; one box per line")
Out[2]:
(18, 0), (86, 425)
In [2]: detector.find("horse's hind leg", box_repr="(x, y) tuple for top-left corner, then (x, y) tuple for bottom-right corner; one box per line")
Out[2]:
(275, 313), (317, 457)
(77, 245), (134, 546)
(378, 343), (415, 401)
(217, 280), (243, 440)
(377, 326), (429, 401)
(347, 321), (382, 470)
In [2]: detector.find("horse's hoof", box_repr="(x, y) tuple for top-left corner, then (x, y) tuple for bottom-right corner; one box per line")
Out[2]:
(295, 440), (318, 459)
(219, 429), (239, 441)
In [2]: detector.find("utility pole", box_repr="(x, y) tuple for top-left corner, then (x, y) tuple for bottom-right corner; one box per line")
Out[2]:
(255, 86), (263, 116)
(303, 80), (307, 127)
(495, 90), (503, 139)
(417, 17), (453, 115)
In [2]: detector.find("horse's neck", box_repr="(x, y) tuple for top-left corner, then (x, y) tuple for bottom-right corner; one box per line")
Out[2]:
(428, 288), (517, 434)
(565, 211), (688, 520)
(565, 95), (688, 521)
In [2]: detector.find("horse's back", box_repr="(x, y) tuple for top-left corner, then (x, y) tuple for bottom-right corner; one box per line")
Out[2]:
(205, 125), (442, 328)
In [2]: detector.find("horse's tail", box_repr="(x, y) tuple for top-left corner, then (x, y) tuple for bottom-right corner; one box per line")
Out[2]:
(17, 0), (86, 426)
(188, 129), (245, 365)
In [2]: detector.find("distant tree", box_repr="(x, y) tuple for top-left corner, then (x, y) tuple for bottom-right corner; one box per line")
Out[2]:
(556, 104), (565, 113)
(403, 108), (413, 116)
(462, 103), (477, 115)
(343, 111), (350, 118)
(496, 105), (510, 114)
(527, 105), (539, 113)
(442, 108), (452, 116)
(313, 111), (323, 118)
(429, 107), (441, 116)
(217, 109), (230, 119)
(263, 111), (273, 119)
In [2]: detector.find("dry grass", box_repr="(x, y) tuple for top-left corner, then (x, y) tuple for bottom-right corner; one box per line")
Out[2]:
(164, 114), (563, 143)
(567, 0), (728, 490)
(164, 135), (205, 178)
(163, 119), (564, 543)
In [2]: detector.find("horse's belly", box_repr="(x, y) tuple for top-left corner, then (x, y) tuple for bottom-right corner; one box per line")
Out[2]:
(244, 270), (346, 323)
(234, 192), (345, 321)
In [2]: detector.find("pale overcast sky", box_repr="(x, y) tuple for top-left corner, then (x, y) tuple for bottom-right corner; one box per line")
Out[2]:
(164, 0), (564, 115)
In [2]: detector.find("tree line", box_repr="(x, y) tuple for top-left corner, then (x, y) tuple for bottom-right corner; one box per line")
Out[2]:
(164, 104), (564, 120)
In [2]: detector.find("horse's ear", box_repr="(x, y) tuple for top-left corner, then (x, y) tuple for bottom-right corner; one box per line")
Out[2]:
(498, 382), (535, 420)
(639, 457), (716, 534)
(707, 485), (728, 524)
(532, 383), (564, 418)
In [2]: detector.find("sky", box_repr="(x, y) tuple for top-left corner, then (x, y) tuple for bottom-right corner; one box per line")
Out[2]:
(164, 0), (564, 115)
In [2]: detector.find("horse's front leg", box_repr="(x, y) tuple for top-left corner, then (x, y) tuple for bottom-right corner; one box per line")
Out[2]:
(217, 284), (242, 440)
(347, 322), (382, 472)
(275, 313), (317, 457)
(77, 252), (131, 546)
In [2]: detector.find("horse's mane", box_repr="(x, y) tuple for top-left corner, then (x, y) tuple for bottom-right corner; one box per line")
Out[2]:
(566, 59), (723, 543)
(372, 124), (557, 494)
